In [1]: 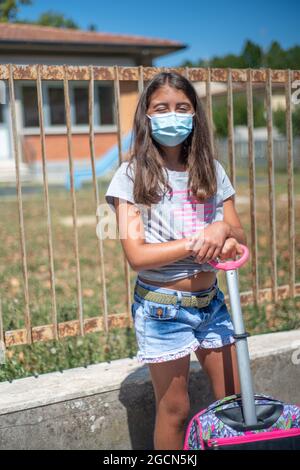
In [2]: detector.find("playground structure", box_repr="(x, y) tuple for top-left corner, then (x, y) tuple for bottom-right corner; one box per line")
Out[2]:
(64, 130), (133, 190)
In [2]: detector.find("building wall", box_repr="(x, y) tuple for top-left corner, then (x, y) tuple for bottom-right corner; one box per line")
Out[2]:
(0, 52), (147, 164)
(22, 81), (139, 162)
(120, 81), (139, 134)
(23, 132), (117, 162)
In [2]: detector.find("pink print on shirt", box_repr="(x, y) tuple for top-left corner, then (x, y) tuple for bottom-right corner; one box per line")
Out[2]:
(171, 189), (214, 238)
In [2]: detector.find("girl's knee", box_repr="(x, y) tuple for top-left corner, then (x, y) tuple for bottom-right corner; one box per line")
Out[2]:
(158, 394), (190, 423)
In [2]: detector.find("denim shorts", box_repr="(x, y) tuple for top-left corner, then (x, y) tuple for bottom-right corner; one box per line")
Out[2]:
(131, 276), (236, 364)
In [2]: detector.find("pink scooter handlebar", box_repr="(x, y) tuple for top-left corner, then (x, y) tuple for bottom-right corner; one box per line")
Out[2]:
(207, 243), (249, 271)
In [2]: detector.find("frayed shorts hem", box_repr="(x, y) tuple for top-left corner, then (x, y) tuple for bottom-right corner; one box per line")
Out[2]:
(198, 334), (236, 350)
(135, 335), (235, 364)
(136, 339), (200, 364)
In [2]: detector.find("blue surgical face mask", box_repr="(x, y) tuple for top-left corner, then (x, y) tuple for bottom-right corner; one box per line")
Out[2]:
(146, 111), (194, 147)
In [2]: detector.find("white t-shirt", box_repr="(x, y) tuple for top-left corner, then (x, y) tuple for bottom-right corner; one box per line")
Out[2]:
(105, 159), (236, 282)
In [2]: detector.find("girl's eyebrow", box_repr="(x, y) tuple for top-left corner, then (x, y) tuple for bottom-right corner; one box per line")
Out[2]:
(152, 101), (191, 107)
(176, 102), (191, 106)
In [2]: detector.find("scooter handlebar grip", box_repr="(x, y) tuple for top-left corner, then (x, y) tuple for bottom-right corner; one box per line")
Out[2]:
(208, 243), (249, 270)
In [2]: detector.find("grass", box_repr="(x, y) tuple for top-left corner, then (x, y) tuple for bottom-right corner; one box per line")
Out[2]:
(0, 167), (300, 382)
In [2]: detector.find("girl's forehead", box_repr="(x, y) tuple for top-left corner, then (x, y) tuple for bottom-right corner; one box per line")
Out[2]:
(149, 85), (191, 103)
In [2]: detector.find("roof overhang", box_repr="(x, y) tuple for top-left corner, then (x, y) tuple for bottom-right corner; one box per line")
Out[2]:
(0, 39), (187, 59)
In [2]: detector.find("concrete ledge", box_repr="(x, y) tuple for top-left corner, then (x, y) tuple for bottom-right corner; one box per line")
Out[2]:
(0, 329), (299, 449)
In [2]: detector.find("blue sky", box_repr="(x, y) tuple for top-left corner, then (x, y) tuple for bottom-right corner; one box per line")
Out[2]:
(19, 0), (299, 66)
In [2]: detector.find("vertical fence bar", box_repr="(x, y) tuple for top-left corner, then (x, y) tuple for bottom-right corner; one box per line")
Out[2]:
(88, 65), (109, 333)
(8, 64), (32, 344)
(0, 298), (5, 364)
(246, 68), (259, 306)
(0, 298), (4, 345)
(138, 65), (144, 95)
(206, 67), (215, 158)
(113, 65), (131, 323)
(227, 68), (236, 189)
(63, 65), (84, 336)
(36, 65), (58, 340)
(266, 68), (278, 303)
(285, 69), (296, 298)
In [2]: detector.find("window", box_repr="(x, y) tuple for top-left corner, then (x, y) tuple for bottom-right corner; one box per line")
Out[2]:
(20, 81), (116, 131)
(22, 86), (39, 127)
(73, 86), (89, 125)
(98, 85), (115, 125)
(48, 86), (66, 125)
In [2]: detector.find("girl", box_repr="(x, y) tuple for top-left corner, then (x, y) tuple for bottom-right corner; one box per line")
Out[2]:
(105, 71), (247, 450)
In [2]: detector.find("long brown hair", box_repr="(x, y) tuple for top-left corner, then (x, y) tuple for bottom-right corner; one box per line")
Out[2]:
(126, 71), (217, 207)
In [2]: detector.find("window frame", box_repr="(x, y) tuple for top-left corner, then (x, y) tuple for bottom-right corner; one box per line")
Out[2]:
(17, 80), (117, 135)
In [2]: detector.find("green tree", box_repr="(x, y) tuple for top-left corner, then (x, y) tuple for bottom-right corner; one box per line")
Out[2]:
(0, 0), (93, 31)
(265, 41), (286, 69)
(180, 39), (300, 70)
(241, 40), (263, 68)
(273, 106), (300, 137)
(213, 94), (266, 137)
(286, 46), (300, 69)
(88, 23), (98, 31)
(0, 0), (31, 22)
(34, 10), (78, 29)
(210, 54), (245, 68)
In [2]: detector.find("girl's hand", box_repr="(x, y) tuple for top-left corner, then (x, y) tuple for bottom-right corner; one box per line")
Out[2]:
(186, 221), (230, 264)
(216, 237), (244, 262)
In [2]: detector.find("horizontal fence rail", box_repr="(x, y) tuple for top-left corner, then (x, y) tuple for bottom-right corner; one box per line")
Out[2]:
(0, 65), (299, 347)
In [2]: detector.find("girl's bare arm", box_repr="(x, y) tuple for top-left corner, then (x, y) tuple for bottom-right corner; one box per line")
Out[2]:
(113, 197), (194, 272)
(222, 196), (247, 245)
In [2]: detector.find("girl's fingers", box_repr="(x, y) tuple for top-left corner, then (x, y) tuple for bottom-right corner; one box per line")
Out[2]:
(196, 245), (215, 264)
(210, 247), (221, 261)
(193, 238), (243, 263)
(202, 246), (219, 264)
(195, 243), (209, 262)
(214, 238), (238, 261)
(236, 242), (243, 255)
(219, 247), (237, 260)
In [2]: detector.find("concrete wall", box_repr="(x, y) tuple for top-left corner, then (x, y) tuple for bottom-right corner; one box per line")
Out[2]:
(0, 329), (299, 450)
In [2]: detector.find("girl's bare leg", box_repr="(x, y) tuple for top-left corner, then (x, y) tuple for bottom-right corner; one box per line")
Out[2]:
(148, 354), (191, 450)
(195, 343), (241, 400)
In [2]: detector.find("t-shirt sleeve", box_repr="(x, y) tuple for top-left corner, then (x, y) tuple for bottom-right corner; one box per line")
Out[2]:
(216, 160), (236, 201)
(104, 161), (135, 213)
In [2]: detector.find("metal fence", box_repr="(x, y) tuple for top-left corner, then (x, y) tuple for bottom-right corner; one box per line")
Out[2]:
(216, 137), (300, 170)
(0, 65), (299, 348)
